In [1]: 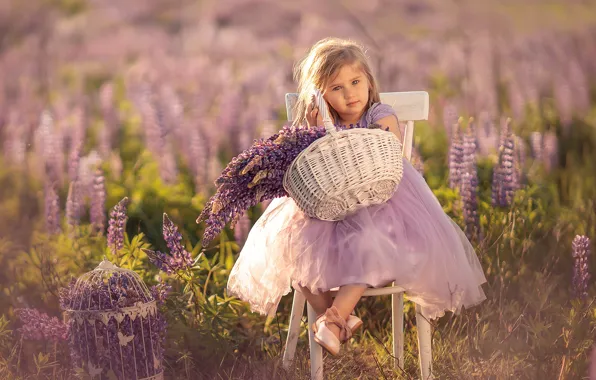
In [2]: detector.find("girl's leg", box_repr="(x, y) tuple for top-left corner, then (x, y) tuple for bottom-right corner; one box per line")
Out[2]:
(297, 285), (333, 315)
(327, 284), (367, 338)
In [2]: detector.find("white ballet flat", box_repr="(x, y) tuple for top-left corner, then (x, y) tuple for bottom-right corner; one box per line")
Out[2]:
(347, 315), (363, 334)
(313, 321), (341, 355)
(312, 306), (353, 355)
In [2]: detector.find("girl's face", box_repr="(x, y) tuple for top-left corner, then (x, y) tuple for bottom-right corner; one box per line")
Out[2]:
(323, 63), (370, 125)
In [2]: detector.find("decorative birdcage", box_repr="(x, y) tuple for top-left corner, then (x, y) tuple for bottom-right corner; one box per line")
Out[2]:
(283, 90), (404, 221)
(61, 259), (165, 380)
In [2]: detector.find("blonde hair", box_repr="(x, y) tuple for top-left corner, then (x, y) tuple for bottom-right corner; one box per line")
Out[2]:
(292, 37), (381, 127)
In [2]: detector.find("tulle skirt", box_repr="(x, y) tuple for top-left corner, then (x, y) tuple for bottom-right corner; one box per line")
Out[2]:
(227, 158), (487, 319)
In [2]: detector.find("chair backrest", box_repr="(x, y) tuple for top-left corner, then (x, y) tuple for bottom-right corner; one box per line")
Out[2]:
(284, 91), (429, 160)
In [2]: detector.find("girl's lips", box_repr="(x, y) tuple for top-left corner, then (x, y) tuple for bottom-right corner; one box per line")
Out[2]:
(347, 101), (359, 106)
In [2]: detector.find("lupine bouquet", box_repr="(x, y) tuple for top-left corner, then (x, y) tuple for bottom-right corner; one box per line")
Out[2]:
(196, 121), (387, 246)
(196, 122), (326, 246)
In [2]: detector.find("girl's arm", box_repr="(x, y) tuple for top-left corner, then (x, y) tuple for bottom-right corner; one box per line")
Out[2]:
(375, 115), (403, 141)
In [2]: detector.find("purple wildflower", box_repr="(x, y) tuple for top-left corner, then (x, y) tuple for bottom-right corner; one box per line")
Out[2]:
(492, 119), (520, 207)
(572, 235), (591, 299)
(499, 136), (520, 206)
(530, 132), (543, 161)
(460, 118), (480, 241)
(145, 214), (194, 273)
(15, 308), (68, 342)
(3, 110), (26, 166)
(189, 127), (207, 193)
(162, 214), (193, 270)
(99, 82), (116, 157)
(542, 131), (559, 173)
(150, 278), (171, 306)
(45, 181), (61, 234)
(448, 118), (464, 189)
(463, 117), (477, 173)
(442, 102), (458, 132)
(68, 147), (81, 183)
(107, 197), (129, 255)
(144, 249), (174, 274)
(66, 180), (81, 229)
(460, 171), (480, 242)
(90, 168), (106, 234)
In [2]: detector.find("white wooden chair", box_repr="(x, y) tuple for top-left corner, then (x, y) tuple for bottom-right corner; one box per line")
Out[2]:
(281, 91), (433, 380)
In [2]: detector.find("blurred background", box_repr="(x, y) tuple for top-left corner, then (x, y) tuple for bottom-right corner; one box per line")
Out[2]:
(2, 0), (596, 379)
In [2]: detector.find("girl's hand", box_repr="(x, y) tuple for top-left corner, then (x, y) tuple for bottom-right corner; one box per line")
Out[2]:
(305, 96), (324, 127)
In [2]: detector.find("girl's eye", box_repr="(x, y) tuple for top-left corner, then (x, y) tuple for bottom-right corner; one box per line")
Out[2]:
(332, 80), (359, 91)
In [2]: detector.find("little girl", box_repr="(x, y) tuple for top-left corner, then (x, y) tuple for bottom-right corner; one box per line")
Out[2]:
(227, 37), (487, 355)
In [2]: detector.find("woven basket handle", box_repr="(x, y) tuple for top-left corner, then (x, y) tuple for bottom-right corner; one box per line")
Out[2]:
(313, 89), (336, 134)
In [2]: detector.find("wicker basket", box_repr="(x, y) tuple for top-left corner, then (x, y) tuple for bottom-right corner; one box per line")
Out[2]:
(283, 90), (404, 221)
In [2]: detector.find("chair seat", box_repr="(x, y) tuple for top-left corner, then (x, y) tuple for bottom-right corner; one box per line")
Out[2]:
(328, 285), (406, 297)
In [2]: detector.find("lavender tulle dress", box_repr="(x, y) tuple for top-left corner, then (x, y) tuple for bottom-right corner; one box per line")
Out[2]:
(227, 103), (487, 320)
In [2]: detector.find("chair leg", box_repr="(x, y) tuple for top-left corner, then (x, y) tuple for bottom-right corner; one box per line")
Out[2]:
(391, 291), (404, 369)
(307, 302), (323, 380)
(282, 290), (306, 369)
(415, 303), (433, 379)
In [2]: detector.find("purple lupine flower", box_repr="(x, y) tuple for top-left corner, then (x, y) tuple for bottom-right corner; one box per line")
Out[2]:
(99, 82), (116, 158)
(508, 77), (525, 121)
(139, 84), (179, 185)
(107, 197), (129, 255)
(68, 147), (81, 183)
(542, 131), (559, 173)
(462, 117), (477, 173)
(44, 181), (61, 235)
(497, 117), (511, 151)
(233, 212), (251, 245)
(530, 132), (543, 161)
(70, 105), (87, 154)
(144, 249), (174, 274)
(150, 278), (172, 306)
(189, 127), (208, 194)
(145, 214), (194, 273)
(162, 213), (193, 270)
(514, 135), (527, 184)
(460, 170), (480, 242)
(37, 110), (64, 186)
(448, 118), (464, 189)
(475, 112), (499, 156)
(493, 135), (519, 207)
(460, 119), (480, 241)
(3, 109), (26, 166)
(161, 147), (178, 185)
(492, 118), (520, 207)
(15, 308), (68, 342)
(66, 180), (81, 228)
(90, 168), (106, 234)
(572, 235), (591, 299)
(442, 102), (458, 132)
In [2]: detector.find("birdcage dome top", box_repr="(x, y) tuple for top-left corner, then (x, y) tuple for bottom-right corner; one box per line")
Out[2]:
(63, 258), (155, 313)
